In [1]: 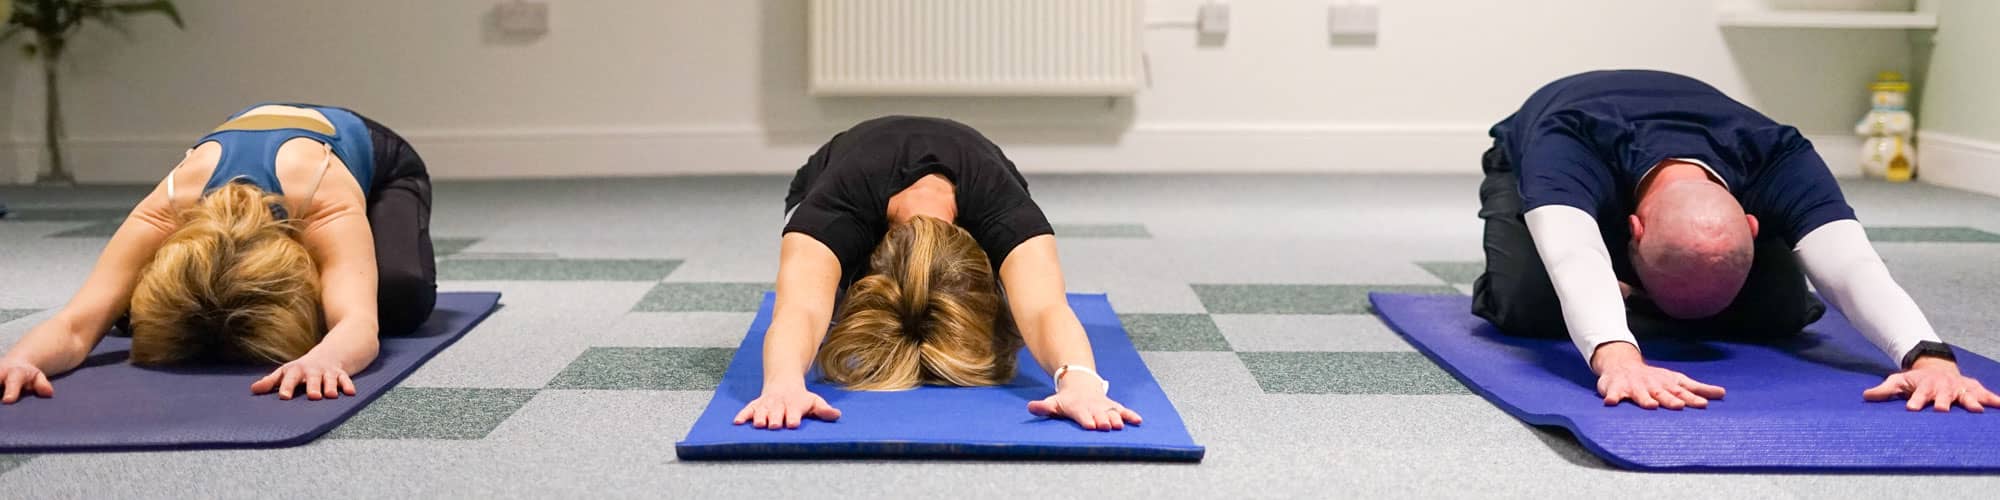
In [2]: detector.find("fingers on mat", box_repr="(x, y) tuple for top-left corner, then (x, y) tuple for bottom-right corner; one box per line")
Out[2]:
(1863, 377), (1903, 401)
(811, 402), (842, 421)
(1651, 387), (1684, 411)
(1632, 386), (1660, 410)
(784, 407), (804, 429)
(280, 368), (303, 399)
(1603, 386), (1626, 406)
(2, 372), (21, 404)
(1907, 381), (1934, 411)
(305, 371), (324, 400)
(33, 372), (53, 397)
(1957, 389), (1985, 413)
(1120, 408), (1145, 425)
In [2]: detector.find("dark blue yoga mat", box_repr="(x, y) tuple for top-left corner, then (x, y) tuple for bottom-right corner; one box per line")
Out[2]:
(0, 291), (501, 453)
(676, 292), (1205, 461)
(1371, 292), (2000, 472)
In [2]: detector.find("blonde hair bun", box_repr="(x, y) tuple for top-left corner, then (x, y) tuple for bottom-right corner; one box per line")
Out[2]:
(816, 215), (1020, 390)
(129, 182), (324, 365)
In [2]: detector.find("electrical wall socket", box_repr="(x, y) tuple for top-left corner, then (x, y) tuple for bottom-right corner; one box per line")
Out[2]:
(1329, 2), (1380, 37)
(1198, 2), (1231, 37)
(496, 1), (549, 36)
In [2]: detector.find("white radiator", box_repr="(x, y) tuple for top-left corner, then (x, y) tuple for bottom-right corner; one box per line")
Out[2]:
(808, 0), (1145, 96)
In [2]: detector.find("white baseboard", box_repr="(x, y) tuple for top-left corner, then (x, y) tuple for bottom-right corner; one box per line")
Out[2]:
(3, 125), (1864, 184)
(1916, 132), (2000, 198)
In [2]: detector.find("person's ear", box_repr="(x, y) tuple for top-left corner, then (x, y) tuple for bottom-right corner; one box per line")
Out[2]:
(1629, 214), (1645, 242)
(1745, 214), (1760, 239)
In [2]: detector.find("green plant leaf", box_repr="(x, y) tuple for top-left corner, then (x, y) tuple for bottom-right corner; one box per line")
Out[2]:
(77, 1), (129, 37)
(13, 0), (63, 38)
(57, 0), (90, 33)
(110, 0), (178, 29)
(0, 0), (31, 41)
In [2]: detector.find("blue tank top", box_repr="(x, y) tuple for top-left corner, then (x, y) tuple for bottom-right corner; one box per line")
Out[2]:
(193, 103), (375, 198)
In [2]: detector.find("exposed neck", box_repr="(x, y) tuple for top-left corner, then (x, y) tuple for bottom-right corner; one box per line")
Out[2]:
(1637, 161), (1721, 208)
(886, 174), (957, 224)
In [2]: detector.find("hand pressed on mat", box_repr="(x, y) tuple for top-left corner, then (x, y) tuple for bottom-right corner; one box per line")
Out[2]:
(1027, 369), (1143, 431)
(735, 384), (842, 430)
(251, 351), (357, 401)
(1591, 341), (1726, 410)
(1865, 357), (2000, 413)
(0, 358), (54, 404)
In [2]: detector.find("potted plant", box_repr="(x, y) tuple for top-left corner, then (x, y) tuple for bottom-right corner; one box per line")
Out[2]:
(3, 0), (183, 185)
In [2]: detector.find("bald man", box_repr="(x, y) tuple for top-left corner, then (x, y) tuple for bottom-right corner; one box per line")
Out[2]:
(1474, 70), (2000, 412)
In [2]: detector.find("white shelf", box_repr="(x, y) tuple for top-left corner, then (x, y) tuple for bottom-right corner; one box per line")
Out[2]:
(1717, 10), (1938, 29)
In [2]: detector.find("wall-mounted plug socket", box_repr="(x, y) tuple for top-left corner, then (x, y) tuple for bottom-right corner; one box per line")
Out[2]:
(496, 1), (549, 36)
(1329, 2), (1380, 37)
(1198, 2), (1231, 37)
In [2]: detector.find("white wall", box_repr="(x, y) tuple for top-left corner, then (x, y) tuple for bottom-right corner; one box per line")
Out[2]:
(1917, 1), (2000, 142)
(4, 0), (1916, 183)
(0, 53), (12, 183)
(1915, 0), (2000, 197)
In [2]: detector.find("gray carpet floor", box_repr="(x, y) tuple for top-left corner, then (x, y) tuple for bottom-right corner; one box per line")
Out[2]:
(3, 174), (2000, 498)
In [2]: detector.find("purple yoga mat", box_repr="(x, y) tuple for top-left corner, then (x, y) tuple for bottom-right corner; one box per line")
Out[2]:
(1370, 292), (2000, 472)
(0, 291), (500, 453)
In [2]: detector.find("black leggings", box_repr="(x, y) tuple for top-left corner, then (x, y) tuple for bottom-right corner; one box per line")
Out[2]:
(1469, 146), (1824, 341)
(355, 112), (438, 336)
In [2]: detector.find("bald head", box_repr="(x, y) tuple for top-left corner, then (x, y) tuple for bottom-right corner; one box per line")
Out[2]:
(1629, 181), (1758, 319)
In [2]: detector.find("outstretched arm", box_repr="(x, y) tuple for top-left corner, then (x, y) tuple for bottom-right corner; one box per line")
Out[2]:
(1794, 220), (1937, 360)
(733, 232), (844, 429)
(250, 186), (380, 401)
(1526, 205), (1726, 409)
(1, 179), (178, 403)
(1524, 206), (1635, 360)
(1794, 220), (2000, 412)
(1000, 235), (1142, 430)
(997, 236), (1092, 376)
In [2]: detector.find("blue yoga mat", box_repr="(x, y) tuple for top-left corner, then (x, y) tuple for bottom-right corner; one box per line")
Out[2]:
(1371, 292), (2000, 472)
(677, 292), (1205, 461)
(0, 291), (501, 453)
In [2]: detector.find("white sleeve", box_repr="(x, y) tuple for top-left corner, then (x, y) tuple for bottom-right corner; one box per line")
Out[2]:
(1524, 205), (1638, 361)
(1793, 219), (1940, 364)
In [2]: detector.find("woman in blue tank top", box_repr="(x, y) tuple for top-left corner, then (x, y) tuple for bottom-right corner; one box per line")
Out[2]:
(0, 103), (436, 404)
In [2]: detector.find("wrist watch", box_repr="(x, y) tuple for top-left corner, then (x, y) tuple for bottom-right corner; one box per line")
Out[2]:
(1900, 340), (1956, 369)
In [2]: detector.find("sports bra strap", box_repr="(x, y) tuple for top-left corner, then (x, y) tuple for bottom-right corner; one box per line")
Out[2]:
(166, 143), (335, 219)
(296, 143), (336, 219)
(166, 148), (193, 211)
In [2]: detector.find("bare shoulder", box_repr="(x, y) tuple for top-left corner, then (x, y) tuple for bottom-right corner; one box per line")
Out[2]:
(274, 138), (366, 225)
(162, 142), (222, 210)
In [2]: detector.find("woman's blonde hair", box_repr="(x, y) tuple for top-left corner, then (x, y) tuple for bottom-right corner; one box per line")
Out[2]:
(129, 181), (324, 365)
(816, 215), (1021, 390)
